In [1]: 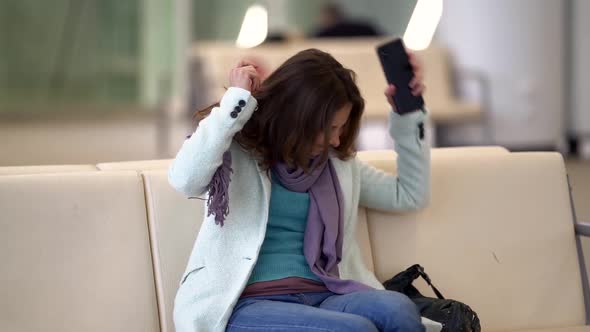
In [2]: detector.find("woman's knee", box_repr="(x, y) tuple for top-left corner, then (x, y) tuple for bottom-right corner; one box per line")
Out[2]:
(377, 291), (424, 331)
(383, 291), (418, 310)
(344, 290), (423, 331)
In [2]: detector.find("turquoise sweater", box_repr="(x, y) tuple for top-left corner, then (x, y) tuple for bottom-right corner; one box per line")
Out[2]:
(246, 174), (322, 284)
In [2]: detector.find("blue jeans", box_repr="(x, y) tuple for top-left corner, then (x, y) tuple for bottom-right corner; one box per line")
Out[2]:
(227, 289), (424, 332)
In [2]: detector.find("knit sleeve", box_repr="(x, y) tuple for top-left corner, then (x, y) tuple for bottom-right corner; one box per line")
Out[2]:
(168, 87), (257, 197)
(357, 109), (431, 211)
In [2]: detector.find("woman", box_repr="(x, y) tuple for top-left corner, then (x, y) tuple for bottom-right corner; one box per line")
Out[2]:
(169, 48), (430, 332)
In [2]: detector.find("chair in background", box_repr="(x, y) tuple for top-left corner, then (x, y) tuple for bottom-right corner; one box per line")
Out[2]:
(189, 38), (493, 148)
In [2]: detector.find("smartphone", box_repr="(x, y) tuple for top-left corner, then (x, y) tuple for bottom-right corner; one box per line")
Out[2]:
(376, 38), (425, 114)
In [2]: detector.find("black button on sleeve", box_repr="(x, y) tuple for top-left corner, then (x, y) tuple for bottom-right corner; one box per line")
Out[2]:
(418, 122), (425, 140)
(238, 99), (246, 107)
(230, 111), (238, 118)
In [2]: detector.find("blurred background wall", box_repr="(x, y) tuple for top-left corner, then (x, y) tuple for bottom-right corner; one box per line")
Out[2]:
(1, 0), (589, 164)
(191, 0), (414, 40)
(572, 0), (590, 158)
(0, 0), (183, 114)
(1, 0), (143, 115)
(435, 0), (566, 149)
(0, 0), (413, 119)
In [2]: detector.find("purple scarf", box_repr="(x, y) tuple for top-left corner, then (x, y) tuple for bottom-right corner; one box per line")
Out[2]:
(206, 150), (373, 294)
(205, 151), (233, 226)
(271, 157), (373, 294)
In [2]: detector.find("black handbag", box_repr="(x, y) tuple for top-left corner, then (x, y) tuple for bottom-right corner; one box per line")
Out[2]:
(383, 264), (481, 332)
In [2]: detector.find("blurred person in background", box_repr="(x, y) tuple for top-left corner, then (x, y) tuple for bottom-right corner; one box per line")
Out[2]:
(312, 3), (383, 38)
(168, 48), (428, 331)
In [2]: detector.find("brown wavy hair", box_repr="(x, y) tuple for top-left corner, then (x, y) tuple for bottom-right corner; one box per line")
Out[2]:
(194, 48), (364, 172)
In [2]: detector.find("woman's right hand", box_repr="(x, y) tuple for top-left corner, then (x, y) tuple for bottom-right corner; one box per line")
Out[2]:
(229, 59), (261, 92)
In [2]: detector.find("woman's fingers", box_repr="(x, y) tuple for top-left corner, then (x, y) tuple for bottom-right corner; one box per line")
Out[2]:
(408, 52), (423, 81)
(406, 51), (424, 95)
(384, 84), (396, 106)
(408, 51), (421, 70)
(409, 74), (423, 88)
(412, 83), (425, 96)
(242, 66), (261, 92)
(230, 64), (260, 91)
(236, 59), (259, 69)
(236, 60), (252, 68)
(251, 75), (261, 92)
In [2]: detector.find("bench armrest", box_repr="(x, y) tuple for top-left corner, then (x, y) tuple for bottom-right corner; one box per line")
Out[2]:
(576, 221), (590, 237)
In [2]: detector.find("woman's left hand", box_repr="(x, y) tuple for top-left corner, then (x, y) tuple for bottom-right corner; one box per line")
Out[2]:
(384, 51), (426, 109)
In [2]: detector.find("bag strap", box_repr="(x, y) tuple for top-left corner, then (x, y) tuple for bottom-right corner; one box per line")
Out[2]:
(416, 265), (445, 300)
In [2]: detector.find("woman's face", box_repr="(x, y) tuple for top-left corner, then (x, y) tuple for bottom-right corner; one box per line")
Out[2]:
(311, 103), (352, 157)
